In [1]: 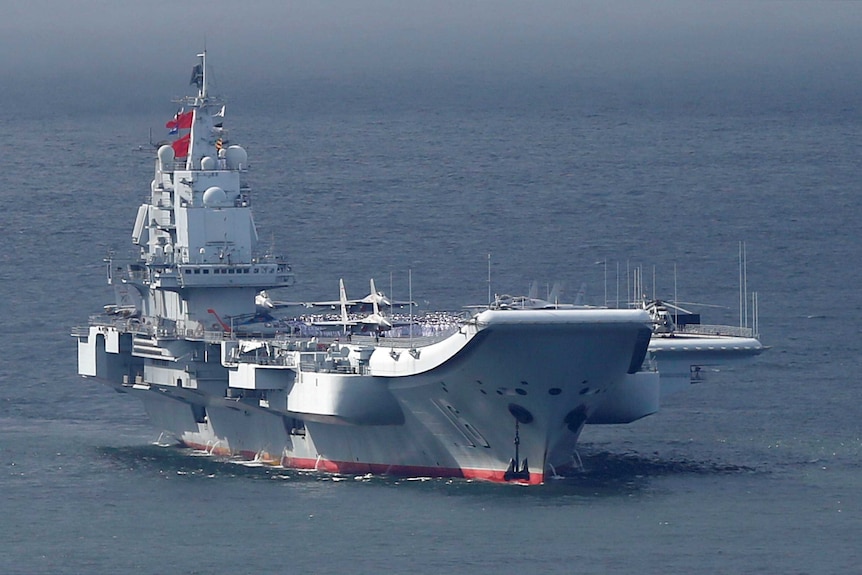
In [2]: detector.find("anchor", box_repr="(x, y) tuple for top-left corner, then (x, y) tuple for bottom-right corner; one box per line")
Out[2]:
(503, 419), (531, 481)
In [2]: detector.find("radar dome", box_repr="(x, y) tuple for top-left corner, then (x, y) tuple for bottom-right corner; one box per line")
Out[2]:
(200, 156), (217, 170)
(157, 145), (175, 171)
(202, 186), (229, 207)
(225, 145), (248, 170)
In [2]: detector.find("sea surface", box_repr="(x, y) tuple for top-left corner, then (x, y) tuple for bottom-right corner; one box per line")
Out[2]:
(2, 66), (861, 574)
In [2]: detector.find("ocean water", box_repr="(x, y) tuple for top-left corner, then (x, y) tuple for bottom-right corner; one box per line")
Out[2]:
(2, 67), (861, 574)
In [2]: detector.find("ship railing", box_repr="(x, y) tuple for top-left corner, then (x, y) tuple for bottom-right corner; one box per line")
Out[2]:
(111, 267), (149, 283)
(259, 325), (462, 350)
(84, 315), (155, 335)
(227, 344), (368, 375)
(84, 315), (209, 340)
(348, 328), (462, 348)
(250, 252), (291, 267)
(228, 347), (299, 368)
(298, 355), (323, 372)
(676, 324), (755, 338)
(203, 330), (230, 343)
(167, 152), (239, 174)
(296, 352), (368, 375)
(71, 325), (91, 337)
(129, 321), (155, 336)
(169, 189), (249, 209)
(147, 253), (179, 267)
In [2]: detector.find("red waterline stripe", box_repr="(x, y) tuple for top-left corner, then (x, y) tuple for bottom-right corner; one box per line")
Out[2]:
(182, 441), (543, 484)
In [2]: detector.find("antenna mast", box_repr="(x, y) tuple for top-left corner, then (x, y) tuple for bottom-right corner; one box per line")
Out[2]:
(603, 259), (607, 307)
(739, 241), (749, 328)
(743, 242), (748, 328)
(409, 269), (414, 341)
(487, 253), (492, 307)
(197, 51), (207, 99)
(673, 262), (678, 326)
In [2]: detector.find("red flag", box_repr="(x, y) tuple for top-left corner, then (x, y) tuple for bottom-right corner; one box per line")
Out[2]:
(171, 133), (191, 157)
(166, 110), (193, 131)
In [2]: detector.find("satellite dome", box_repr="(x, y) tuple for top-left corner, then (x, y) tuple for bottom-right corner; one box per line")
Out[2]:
(200, 156), (217, 170)
(225, 145), (248, 170)
(157, 145), (175, 171)
(202, 186), (229, 207)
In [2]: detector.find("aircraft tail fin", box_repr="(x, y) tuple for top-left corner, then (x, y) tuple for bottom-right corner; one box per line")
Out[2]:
(549, 281), (564, 305)
(573, 282), (586, 305)
(339, 278), (349, 332)
(372, 290), (381, 318)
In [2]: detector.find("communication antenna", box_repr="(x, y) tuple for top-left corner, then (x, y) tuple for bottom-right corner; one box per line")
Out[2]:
(603, 259), (607, 307)
(751, 290), (759, 337)
(673, 262), (678, 326)
(739, 241), (748, 328)
(487, 253), (492, 307)
(626, 260), (632, 307)
(652, 265), (656, 301)
(744, 243), (748, 328)
(409, 268), (414, 341)
(197, 50), (208, 98)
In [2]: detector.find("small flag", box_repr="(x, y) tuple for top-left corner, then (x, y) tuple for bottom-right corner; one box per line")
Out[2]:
(171, 133), (191, 158)
(166, 109), (193, 132)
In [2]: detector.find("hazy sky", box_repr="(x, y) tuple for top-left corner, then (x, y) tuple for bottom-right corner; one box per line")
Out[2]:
(2, 0), (861, 109)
